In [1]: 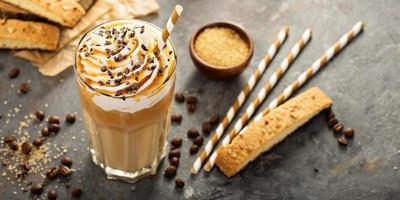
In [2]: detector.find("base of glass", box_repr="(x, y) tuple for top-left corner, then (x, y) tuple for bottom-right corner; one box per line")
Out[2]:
(90, 142), (167, 183)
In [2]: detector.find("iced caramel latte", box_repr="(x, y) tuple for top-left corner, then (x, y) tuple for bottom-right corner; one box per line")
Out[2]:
(74, 19), (176, 183)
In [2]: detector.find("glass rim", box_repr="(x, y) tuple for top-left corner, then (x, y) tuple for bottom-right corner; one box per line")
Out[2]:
(73, 19), (177, 99)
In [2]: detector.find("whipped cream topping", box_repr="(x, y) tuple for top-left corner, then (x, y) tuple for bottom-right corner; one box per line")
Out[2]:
(76, 20), (175, 98)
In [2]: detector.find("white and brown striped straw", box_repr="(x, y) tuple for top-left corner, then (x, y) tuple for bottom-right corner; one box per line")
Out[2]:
(156, 5), (183, 51)
(244, 21), (364, 131)
(203, 29), (313, 172)
(190, 27), (289, 174)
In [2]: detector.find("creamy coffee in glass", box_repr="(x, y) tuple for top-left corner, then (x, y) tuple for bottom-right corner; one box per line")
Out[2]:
(74, 19), (176, 183)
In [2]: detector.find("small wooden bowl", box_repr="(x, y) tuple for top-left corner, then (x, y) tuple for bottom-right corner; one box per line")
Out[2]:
(189, 22), (254, 79)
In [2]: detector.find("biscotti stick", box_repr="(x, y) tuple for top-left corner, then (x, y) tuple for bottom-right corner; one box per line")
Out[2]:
(0, 19), (60, 50)
(2, 0), (85, 27)
(215, 87), (333, 177)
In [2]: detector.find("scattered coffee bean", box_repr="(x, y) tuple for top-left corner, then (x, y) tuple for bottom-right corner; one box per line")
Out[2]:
(48, 116), (60, 124)
(168, 149), (180, 159)
(41, 127), (50, 137)
(71, 188), (82, 197)
(46, 167), (59, 179)
(333, 123), (344, 134)
(175, 178), (185, 188)
(35, 110), (45, 121)
(66, 113), (76, 124)
(61, 156), (73, 167)
(187, 103), (196, 112)
(30, 184), (44, 195)
(208, 114), (219, 126)
(19, 82), (29, 94)
(8, 67), (20, 78)
(344, 128), (354, 138)
(190, 144), (199, 154)
(328, 118), (338, 128)
(326, 111), (335, 120)
(186, 96), (197, 104)
(58, 165), (72, 177)
(20, 163), (31, 172)
(202, 122), (212, 133)
(48, 189), (57, 200)
(337, 136), (348, 146)
(164, 166), (177, 177)
(9, 141), (18, 151)
(193, 135), (204, 146)
(175, 92), (185, 103)
(170, 157), (179, 167)
(171, 114), (182, 123)
(187, 128), (200, 139)
(171, 137), (183, 148)
(21, 142), (32, 154)
(4, 135), (16, 143)
(32, 138), (43, 147)
(48, 123), (60, 133)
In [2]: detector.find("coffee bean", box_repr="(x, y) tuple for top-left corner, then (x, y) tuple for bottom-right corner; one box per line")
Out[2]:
(175, 92), (185, 103)
(35, 110), (45, 121)
(170, 157), (179, 167)
(41, 127), (50, 137)
(164, 166), (177, 177)
(8, 67), (20, 78)
(48, 123), (60, 133)
(4, 135), (16, 143)
(65, 113), (76, 124)
(326, 111), (335, 120)
(46, 167), (58, 179)
(171, 137), (182, 148)
(48, 116), (60, 124)
(186, 96), (197, 104)
(21, 142), (32, 154)
(175, 178), (185, 188)
(190, 144), (199, 154)
(333, 123), (344, 134)
(20, 163), (31, 172)
(344, 128), (355, 138)
(193, 135), (204, 146)
(48, 189), (57, 200)
(187, 128), (199, 139)
(171, 114), (182, 123)
(9, 141), (18, 151)
(208, 114), (219, 126)
(168, 149), (180, 159)
(328, 118), (338, 128)
(337, 136), (348, 146)
(71, 188), (82, 197)
(19, 82), (29, 94)
(202, 122), (212, 133)
(187, 103), (196, 112)
(58, 165), (72, 177)
(61, 156), (73, 167)
(30, 184), (43, 195)
(32, 138), (43, 147)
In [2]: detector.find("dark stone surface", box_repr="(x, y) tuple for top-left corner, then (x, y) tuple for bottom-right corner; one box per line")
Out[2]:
(1, 0), (399, 199)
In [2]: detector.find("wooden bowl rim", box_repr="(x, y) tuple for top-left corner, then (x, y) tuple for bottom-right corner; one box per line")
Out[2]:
(189, 21), (254, 72)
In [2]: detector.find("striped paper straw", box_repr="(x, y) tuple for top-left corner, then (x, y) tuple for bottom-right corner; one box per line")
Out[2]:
(156, 5), (183, 51)
(190, 27), (289, 174)
(241, 21), (365, 146)
(203, 29), (313, 172)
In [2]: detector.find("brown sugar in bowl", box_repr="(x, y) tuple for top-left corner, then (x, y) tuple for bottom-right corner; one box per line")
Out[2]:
(189, 22), (254, 79)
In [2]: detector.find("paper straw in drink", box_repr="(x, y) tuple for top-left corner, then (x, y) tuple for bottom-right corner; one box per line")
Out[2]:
(190, 27), (289, 174)
(156, 5), (183, 51)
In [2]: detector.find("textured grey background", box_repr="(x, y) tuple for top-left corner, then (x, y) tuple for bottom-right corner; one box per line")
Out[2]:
(1, 0), (400, 199)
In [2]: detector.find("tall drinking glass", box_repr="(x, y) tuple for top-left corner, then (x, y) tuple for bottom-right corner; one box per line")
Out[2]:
(74, 19), (176, 183)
